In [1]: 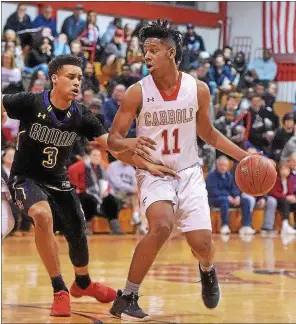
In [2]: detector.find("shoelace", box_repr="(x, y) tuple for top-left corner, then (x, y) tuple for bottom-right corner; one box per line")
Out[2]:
(53, 291), (67, 306)
(202, 271), (216, 293)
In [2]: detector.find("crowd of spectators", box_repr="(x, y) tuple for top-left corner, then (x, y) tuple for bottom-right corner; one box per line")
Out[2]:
(2, 3), (296, 237)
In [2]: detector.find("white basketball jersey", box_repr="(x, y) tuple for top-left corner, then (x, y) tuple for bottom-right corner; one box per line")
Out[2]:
(137, 72), (200, 171)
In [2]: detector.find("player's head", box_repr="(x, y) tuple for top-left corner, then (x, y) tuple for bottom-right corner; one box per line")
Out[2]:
(48, 54), (83, 100)
(139, 19), (183, 74)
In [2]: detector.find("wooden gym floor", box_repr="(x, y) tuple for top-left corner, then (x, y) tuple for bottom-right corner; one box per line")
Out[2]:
(2, 234), (296, 323)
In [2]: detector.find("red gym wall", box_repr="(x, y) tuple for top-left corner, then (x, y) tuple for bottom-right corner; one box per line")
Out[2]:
(27, 1), (227, 38)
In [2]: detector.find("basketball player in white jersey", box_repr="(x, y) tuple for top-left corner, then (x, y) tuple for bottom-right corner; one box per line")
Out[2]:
(108, 20), (251, 321)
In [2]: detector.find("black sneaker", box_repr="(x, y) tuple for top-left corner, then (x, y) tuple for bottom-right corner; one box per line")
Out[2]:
(110, 290), (150, 321)
(199, 264), (221, 309)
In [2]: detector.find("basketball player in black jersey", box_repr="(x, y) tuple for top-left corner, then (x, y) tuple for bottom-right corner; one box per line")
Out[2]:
(1, 54), (176, 317)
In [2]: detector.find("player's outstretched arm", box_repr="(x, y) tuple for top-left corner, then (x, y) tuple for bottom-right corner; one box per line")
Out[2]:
(107, 83), (156, 159)
(196, 80), (249, 161)
(95, 134), (178, 178)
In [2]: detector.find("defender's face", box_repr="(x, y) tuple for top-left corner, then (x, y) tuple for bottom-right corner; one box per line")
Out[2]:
(53, 65), (82, 100)
(143, 38), (172, 74)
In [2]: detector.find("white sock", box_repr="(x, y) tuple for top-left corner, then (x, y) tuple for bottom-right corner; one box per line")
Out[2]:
(123, 279), (140, 295)
(200, 263), (214, 272)
(282, 220), (289, 227)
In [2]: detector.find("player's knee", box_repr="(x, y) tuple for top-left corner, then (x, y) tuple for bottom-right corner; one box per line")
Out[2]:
(29, 207), (52, 229)
(193, 233), (213, 257)
(150, 220), (174, 239)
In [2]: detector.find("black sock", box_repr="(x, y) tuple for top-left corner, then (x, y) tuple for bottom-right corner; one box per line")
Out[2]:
(75, 273), (91, 290)
(51, 275), (68, 293)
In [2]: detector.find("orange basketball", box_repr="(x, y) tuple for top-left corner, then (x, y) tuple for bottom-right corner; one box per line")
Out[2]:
(235, 155), (277, 196)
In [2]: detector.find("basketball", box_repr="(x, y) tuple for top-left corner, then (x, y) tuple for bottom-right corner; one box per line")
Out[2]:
(235, 155), (277, 196)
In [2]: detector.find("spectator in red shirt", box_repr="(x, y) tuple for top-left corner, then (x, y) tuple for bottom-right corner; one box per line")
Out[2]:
(68, 147), (124, 235)
(268, 163), (296, 235)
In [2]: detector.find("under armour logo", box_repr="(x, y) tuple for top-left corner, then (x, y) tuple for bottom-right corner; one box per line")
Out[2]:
(142, 197), (147, 206)
(147, 97), (154, 102)
(37, 113), (46, 119)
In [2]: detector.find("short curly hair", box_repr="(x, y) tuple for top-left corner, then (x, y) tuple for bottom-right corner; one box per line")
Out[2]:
(48, 54), (83, 79)
(139, 19), (183, 64)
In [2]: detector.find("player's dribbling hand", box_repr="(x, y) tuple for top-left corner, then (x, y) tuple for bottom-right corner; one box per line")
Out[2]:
(147, 163), (180, 179)
(125, 137), (156, 158)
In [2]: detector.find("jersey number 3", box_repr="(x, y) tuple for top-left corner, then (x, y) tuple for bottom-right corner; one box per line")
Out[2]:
(42, 147), (58, 168)
(161, 129), (181, 155)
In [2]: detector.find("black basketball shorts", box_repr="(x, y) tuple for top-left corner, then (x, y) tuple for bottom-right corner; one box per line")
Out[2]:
(8, 176), (86, 234)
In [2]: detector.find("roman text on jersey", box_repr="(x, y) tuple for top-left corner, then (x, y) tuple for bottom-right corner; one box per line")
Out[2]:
(29, 123), (77, 146)
(144, 108), (194, 126)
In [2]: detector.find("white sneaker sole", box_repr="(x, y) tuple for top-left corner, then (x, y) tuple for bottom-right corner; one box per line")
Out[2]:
(121, 313), (151, 322)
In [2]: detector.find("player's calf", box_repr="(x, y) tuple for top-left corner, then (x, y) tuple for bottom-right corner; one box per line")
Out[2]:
(186, 230), (220, 309)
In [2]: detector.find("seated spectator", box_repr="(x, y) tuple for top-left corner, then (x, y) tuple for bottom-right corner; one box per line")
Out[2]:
(101, 29), (126, 76)
(101, 17), (122, 47)
(24, 37), (53, 75)
(78, 10), (103, 61)
(54, 33), (71, 56)
(33, 27), (55, 52)
(124, 23), (134, 44)
(268, 163), (296, 234)
(223, 45), (233, 68)
(82, 89), (95, 108)
(81, 62), (100, 94)
(107, 160), (142, 227)
(248, 48), (277, 86)
(4, 3), (32, 33)
(27, 69), (47, 91)
(281, 134), (296, 161)
(263, 81), (277, 109)
(4, 39), (24, 70)
(70, 40), (87, 71)
(126, 36), (144, 74)
(271, 113), (295, 161)
(209, 54), (235, 105)
(32, 5), (57, 37)
(68, 147), (124, 235)
(235, 93), (271, 154)
(254, 82), (265, 97)
(237, 69), (259, 94)
(79, 10), (100, 46)
(196, 136), (216, 172)
(206, 156), (255, 235)
(1, 50), (22, 91)
(61, 4), (85, 44)
(102, 84), (136, 138)
(214, 109), (245, 159)
(183, 23), (205, 69)
(30, 79), (45, 93)
(108, 64), (140, 96)
(89, 98), (104, 126)
(196, 64), (210, 84)
(216, 93), (240, 119)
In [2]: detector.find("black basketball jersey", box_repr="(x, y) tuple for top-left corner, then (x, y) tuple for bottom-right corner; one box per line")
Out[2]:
(3, 90), (106, 189)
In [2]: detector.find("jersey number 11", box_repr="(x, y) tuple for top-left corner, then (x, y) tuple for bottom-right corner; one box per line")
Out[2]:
(161, 129), (180, 155)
